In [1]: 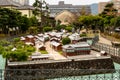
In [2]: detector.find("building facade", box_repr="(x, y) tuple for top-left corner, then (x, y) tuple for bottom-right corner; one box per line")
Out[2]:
(98, 0), (120, 14)
(98, 2), (108, 13)
(12, 0), (29, 5)
(48, 1), (91, 17)
(62, 42), (91, 57)
(112, 0), (120, 13)
(90, 3), (98, 15)
(0, 0), (34, 18)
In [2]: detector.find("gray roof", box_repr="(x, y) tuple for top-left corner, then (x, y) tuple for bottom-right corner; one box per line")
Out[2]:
(17, 5), (35, 10)
(62, 42), (90, 49)
(48, 5), (90, 9)
(0, 0), (21, 7)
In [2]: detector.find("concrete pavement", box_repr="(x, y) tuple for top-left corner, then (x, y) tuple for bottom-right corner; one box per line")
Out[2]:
(99, 35), (112, 45)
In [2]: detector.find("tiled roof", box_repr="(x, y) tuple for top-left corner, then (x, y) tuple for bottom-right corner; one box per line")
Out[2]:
(0, 0), (21, 7)
(17, 5), (35, 10)
(62, 42), (90, 49)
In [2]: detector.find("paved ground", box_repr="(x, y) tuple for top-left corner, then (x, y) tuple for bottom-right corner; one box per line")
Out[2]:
(80, 29), (112, 45)
(45, 41), (66, 60)
(99, 35), (112, 45)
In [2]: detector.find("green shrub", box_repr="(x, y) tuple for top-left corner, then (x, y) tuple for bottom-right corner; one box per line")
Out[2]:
(80, 33), (87, 37)
(62, 37), (71, 45)
(55, 25), (66, 31)
(65, 26), (72, 32)
(58, 50), (63, 55)
(28, 26), (38, 34)
(43, 27), (53, 32)
(13, 38), (20, 42)
(40, 50), (48, 54)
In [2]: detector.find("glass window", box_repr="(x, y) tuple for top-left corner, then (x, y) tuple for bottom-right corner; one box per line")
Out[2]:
(67, 50), (74, 52)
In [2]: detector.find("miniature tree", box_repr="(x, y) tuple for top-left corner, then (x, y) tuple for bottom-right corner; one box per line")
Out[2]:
(62, 37), (71, 45)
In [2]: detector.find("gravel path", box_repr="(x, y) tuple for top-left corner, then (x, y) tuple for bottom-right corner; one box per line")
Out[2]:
(99, 35), (112, 45)
(45, 41), (66, 60)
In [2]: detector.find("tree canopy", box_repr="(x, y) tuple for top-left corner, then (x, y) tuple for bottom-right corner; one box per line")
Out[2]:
(0, 40), (35, 61)
(62, 37), (71, 45)
(0, 8), (32, 34)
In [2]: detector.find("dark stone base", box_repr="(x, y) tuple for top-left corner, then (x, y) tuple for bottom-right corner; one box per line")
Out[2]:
(6, 58), (115, 79)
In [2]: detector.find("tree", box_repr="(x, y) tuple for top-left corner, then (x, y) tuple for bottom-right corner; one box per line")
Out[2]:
(91, 16), (104, 30)
(78, 15), (104, 32)
(33, 0), (49, 27)
(99, 3), (118, 31)
(1, 40), (35, 61)
(13, 38), (20, 43)
(80, 6), (89, 15)
(78, 15), (93, 30)
(62, 37), (71, 45)
(0, 40), (10, 46)
(0, 45), (4, 55)
(113, 16), (120, 28)
(101, 3), (117, 17)
(19, 15), (30, 33)
(0, 8), (31, 34)
(28, 26), (38, 34)
(0, 8), (21, 34)
(29, 16), (38, 27)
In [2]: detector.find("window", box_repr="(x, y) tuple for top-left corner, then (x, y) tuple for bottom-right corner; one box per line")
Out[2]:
(66, 49), (74, 52)
(76, 48), (91, 50)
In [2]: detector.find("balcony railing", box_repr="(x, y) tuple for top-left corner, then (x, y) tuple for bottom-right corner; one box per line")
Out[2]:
(0, 69), (120, 80)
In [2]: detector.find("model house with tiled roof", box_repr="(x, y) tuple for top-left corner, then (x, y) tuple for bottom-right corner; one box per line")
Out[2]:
(62, 42), (91, 57)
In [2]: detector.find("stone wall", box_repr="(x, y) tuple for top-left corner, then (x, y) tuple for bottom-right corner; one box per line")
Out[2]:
(111, 55), (120, 64)
(6, 58), (115, 79)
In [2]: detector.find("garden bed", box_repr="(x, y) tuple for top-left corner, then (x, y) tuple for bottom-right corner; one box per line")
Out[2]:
(39, 50), (48, 54)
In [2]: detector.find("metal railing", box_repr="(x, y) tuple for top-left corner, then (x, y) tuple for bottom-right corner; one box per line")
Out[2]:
(92, 42), (120, 57)
(0, 69), (120, 80)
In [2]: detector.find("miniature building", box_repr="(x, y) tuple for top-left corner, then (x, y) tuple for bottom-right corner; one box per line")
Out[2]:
(68, 33), (81, 44)
(100, 51), (107, 56)
(25, 35), (35, 46)
(20, 36), (35, 46)
(31, 52), (50, 61)
(38, 34), (44, 37)
(62, 42), (91, 57)
(111, 41), (120, 48)
(50, 37), (61, 43)
(48, 32), (62, 39)
(20, 36), (25, 42)
(38, 45), (46, 51)
(50, 41), (62, 51)
(35, 36), (45, 42)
